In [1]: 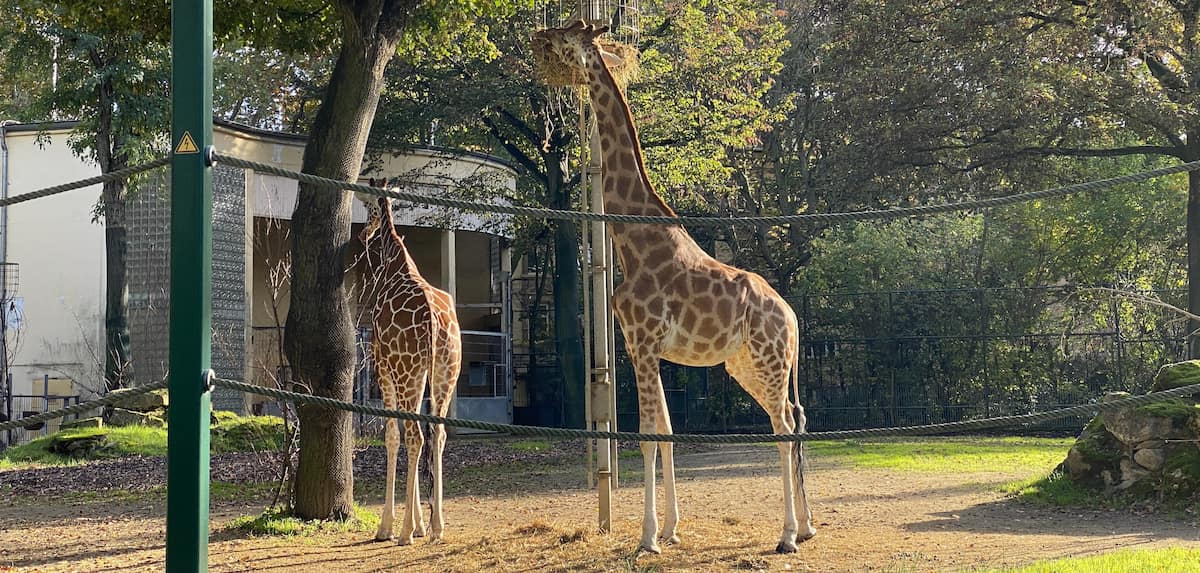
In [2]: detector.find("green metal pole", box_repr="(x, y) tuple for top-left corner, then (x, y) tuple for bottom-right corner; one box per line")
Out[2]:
(167, 0), (213, 571)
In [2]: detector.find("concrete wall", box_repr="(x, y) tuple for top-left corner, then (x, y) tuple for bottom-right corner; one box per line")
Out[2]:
(3, 126), (106, 397)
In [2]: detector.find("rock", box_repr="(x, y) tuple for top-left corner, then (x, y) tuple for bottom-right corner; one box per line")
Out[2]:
(1103, 404), (1191, 444)
(107, 408), (165, 428)
(60, 417), (103, 430)
(113, 388), (169, 413)
(48, 432), (110, 459)
(1133, 447), (1167, 471)
(1151, 360), (1200, 393)
(1116, 458), (1151, 490)
(1062, 419), (1123, 489)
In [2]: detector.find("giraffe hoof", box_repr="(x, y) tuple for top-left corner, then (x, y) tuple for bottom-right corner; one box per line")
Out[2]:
(797, 528), (817, 543)
(374, 529), (393, 542)
(639, 542), (662, 555)
(659, 534), (680, 546)
(396, 535), (415, 546)
(776, 540), (799, 554)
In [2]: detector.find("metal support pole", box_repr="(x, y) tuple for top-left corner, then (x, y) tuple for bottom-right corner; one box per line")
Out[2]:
(42, 374), (48, 437)
(587, 117), (615, 532)
(166, 0), (214, 570)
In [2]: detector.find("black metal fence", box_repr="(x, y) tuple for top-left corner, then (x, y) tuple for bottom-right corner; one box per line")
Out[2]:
(602, 286), (1188, 434)
(2, 374), (82, 448)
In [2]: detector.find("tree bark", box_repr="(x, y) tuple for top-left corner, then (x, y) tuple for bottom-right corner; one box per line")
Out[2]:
(94, 72), (131, 392)
(102, 179), (130, 391)
(286, 1), (406, 521)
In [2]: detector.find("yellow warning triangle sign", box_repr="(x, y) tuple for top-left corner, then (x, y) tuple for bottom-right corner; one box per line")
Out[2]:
(175, 131), (200, 154)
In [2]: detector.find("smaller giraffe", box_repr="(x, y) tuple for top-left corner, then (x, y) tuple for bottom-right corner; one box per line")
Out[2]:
(357, 178), (462, 545)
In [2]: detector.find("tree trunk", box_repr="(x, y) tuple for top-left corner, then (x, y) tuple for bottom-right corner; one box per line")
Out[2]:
(286, 9), (400, 520)
(95, 72), (131, 392)
(103, 179), (130, 391)
(548, 151), (586, 428)
(1188, 169), (1200, 357)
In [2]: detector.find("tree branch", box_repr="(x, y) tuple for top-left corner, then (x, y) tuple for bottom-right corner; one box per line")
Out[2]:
(1027, 144), (1184, 159)
(481, 114), (547, 186)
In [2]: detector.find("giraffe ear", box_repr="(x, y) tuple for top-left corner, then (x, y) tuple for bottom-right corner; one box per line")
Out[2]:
(599, 48), (623, 68)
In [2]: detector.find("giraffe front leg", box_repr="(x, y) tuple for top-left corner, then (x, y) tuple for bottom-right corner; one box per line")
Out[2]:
(397, 420), (425, 545)
(639, 435), (661, 554)
(657, 411), (681, 546)
(376, 418), (399, 541)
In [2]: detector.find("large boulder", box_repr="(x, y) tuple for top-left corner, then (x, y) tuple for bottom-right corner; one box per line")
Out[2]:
(107, 407), (165, 428)
(1061, 361), (1200, 502)
(1151, 360), (1200, 393)
(48, 432), (112, 459)
(113, 388), (169, 413)
(60, 417), (104, 430)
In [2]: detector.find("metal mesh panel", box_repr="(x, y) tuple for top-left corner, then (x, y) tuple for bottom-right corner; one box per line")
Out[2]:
(128, 177), (171, 386)
(127, 165), (248, 412)
(211, 164), (247, 412)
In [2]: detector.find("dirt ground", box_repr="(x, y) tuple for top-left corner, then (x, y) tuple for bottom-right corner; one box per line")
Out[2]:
(1, 443), (1198, 572)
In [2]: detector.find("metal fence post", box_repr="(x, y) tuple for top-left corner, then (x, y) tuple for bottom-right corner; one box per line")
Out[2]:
(166, 0), (214, 570)
(4, 373), (11, 447)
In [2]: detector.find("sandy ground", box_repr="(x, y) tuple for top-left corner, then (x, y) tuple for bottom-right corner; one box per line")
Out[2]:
(1, 445), (1198, 572)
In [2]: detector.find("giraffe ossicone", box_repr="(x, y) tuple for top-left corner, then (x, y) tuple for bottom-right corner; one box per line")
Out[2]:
(358, 178), (463, 546)
(532, 21), (816, 555)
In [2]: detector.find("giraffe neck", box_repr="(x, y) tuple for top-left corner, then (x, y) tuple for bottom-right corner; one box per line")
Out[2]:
(582, 44), (706, 274)
(583, 48), (675, 219)
(370, 197), (423, 284)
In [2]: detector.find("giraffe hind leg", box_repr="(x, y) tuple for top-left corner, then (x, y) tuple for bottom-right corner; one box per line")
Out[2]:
(397, 417), (425, 545)
(726, 352), (802, 553)
(376, 417), (399, 541)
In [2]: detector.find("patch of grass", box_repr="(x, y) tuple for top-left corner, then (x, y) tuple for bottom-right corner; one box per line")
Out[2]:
(979, 547), (1200, 572)
(508, 439), (552, 452)
(2, 414), (288, 468)
(1001, 470), (1106, 507)
(228, 504), (380, 537)
(210, 481), (277, 502)
(210, 415), (286, 453)
(356, 436), (385, 448)
(2, 425), (168, 465)
(805, 437), (1073, 473)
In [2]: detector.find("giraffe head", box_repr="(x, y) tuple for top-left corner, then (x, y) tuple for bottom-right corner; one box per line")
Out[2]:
(532, 20), (623, 78)
(358, 178), (388, 242)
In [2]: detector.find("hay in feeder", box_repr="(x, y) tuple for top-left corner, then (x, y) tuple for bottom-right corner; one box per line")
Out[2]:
(532, 36), (640, 88)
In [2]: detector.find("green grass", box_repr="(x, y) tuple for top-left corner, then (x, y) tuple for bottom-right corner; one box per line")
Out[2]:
(2, 425), (169, 465)
(227, 504), (380, 536)
(803, 437), (1074, 473)
(979, 547), (1200, 572)
(210, 415), (287, 453)
(1001, 470), (1106, 507)
(1, 414), (287, 468)
(508, 439), (552, 452)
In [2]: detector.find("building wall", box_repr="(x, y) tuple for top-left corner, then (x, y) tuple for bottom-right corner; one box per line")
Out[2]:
(3, 127), (106, 397)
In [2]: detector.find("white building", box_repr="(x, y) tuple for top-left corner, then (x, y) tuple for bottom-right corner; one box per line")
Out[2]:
(1, 119), (518, 441)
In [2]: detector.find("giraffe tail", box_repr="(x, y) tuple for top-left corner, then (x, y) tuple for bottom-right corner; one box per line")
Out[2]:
(790, 335), (807, 494)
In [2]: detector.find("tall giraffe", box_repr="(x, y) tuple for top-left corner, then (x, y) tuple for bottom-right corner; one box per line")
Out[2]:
(532, 22), (815, 554)
(357, 178), (462, 545)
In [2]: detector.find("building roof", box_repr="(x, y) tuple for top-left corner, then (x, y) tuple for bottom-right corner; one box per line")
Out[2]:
(2, 118), (518, 174)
